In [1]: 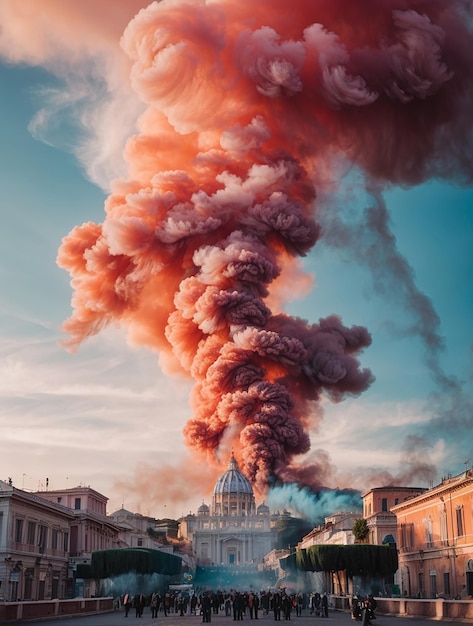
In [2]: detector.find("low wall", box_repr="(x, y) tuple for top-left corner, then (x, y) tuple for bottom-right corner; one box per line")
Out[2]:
(376, 597), (473, 621)
(0, 597), (113, 623)
(331, 595), (473, 622)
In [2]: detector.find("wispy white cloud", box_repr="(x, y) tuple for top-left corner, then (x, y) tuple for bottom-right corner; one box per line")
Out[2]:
(0, 325), (192, 512)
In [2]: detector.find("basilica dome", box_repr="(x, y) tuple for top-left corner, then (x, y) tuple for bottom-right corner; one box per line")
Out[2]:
(213, 453), (254, 496)
(257, 502), (270, 515)
(212, 453), (256, 516)
(197, 502), (210, 516)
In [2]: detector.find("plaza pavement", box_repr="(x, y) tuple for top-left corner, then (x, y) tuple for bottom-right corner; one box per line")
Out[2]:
(2, 607), (471, 626)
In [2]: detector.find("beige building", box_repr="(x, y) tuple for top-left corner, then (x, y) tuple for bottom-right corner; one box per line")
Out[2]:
(108, 507), (176, 553)
(392, 469), (473, 600)
(298, 512), (362, 548)
(0, 480), (74, 601)
(35, 486), (119, 557)
(35, 486), (120, 597)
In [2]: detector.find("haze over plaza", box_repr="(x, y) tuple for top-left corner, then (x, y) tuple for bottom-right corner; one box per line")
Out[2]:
(0, 1), (472, 519)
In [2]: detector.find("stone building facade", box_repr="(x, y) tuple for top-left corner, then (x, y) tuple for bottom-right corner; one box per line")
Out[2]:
(179, 454), (277, 566)
(362, 486), (427, 546)
(391, 469), (473, 600)
(0, 480), (75, 601)
(33, 486), (120, 598)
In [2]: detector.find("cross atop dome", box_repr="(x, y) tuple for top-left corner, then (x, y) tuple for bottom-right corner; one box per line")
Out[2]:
(228, 450), (239, 471)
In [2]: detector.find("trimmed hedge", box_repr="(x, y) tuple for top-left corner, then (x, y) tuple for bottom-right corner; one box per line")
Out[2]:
(90, 548), (181, 578)
(283, 544), (398, 577)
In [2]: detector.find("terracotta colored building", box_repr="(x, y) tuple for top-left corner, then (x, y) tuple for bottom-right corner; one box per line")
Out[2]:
(362, 486), (427, 546)
(391, 469), (473, 599)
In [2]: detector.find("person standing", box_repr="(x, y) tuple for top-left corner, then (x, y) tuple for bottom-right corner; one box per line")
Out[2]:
(273, 591), (282, 621)
(254, 592), (260, 620)
(248, 592), (255, 619)
(321, 593), (328, 618)
(202, 592), (212, 623)
(282, 593), (292, 621)
(164, 593), (171, 616)
(135, 593), (146, 618)
(234, 592), (245, 621)
(151, 592), (160, 618)
(124, 593), (131, 617)
(191, 594), (198, 615)
(261, 592), (269, 616)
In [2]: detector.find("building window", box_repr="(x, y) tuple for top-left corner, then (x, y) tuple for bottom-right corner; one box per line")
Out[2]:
(74, 498), (81, 510)
(52, 529), (59, 550)
(27, 521), (36, 546)
(456, 506), (464, 537)
(38, 525), (48, 552)
(15, 518), (24, 543)
(137, 538), (143, 547)
(400, 524), (407, 550)
(57, 497), (62, 503)
(400, 522), (415, 550)
(430, 572), (437, 598)
(418, 572), (424, 598)
(394, 498), (399, 505)
(381, 498), (388, 512)
(440, 510), (448, 545)
(424, 516), (433, 547)
(63, 532), (69, 552)
(24, 568), (34, 600)
(443, 572), (450, 596)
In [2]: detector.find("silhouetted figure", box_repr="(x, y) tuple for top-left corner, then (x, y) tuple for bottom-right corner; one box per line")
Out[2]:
(124, 593), (131, 617)
(202, 592), (212, 623)
(321, 593), (328, 618)
(273, 592), (282, 621)
(234, 592), (245, 621)
(134, 593), (145, 618)
(282, 593), (292, 621)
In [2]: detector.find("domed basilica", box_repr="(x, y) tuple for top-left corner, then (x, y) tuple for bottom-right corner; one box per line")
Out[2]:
(180, 453), (277, 566)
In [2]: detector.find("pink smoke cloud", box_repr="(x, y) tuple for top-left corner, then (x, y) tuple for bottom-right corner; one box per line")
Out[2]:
(4, 0), (472, 494)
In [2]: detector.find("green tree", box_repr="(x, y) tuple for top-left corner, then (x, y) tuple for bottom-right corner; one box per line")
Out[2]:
(352, 518), (369, 543)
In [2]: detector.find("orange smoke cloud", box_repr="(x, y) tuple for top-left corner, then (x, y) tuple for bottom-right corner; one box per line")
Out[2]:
(113, 457), (220, 517)
(57, 0), (473, 492)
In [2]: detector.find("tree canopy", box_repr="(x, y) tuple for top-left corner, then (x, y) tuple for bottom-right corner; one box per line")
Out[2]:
(90, 548), (182, 579)
(352, 519), (370, 542)
(281, 544), (398, 577)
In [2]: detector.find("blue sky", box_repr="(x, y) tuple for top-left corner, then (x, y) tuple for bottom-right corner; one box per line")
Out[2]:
(0, 3), (472, 519)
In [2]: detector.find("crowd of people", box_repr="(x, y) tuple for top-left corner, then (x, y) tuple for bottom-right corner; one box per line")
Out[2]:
(118, 589), (332, 620)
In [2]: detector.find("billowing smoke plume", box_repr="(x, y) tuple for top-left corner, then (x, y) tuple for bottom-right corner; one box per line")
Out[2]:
(268, 483), (362, 525)
(57, 0), (473, 494)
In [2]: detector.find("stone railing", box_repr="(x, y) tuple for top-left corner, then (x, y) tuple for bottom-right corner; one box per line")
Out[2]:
(0, 597), (113, 623)
(330, 595), (473, 621)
